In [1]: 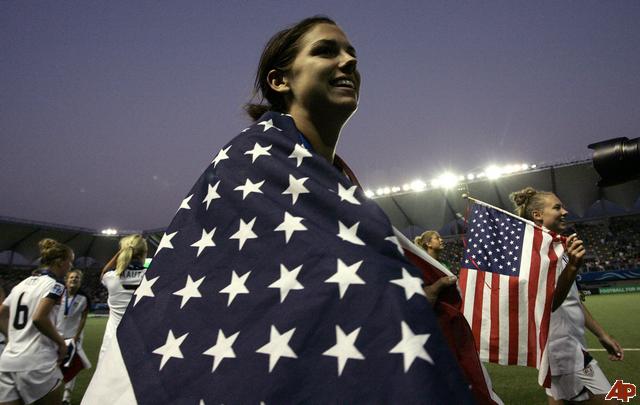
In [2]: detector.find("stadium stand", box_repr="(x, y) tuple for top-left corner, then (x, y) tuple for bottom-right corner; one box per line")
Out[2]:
(1, 160), (639, 302)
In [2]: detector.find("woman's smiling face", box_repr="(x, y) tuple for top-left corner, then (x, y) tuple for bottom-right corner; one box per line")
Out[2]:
(283, 23), (360, 117)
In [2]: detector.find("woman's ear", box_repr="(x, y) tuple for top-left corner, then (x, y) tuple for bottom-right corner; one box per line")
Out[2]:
(267, 69), (289, 94)
(531, 209), (543, 222)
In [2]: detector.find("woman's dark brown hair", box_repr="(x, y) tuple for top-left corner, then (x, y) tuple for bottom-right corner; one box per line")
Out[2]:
(244, 16), (336, 120)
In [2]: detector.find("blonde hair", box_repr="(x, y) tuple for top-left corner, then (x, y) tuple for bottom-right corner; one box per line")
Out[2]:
(414, 230), (438, 249)
(509, 186), (554, 221)
(115, 234), (148, 276)
(38, 238), (73, 268)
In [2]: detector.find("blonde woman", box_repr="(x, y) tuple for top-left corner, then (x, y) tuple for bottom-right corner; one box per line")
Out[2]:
(510, 187), (623, 405)
(96, 234), (148, 360)
(414, 230), (445, 261)
(0, 238), (74, 405)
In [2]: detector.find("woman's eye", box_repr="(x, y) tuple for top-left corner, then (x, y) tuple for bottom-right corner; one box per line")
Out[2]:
(313, 46), (338, 56)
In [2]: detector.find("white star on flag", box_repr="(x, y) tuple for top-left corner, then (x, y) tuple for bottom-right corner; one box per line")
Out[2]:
(173, 275), (205, 308)
(389, 321), (434, 372)
(325, 259), (365, 298)
(191, 228), (216, 257)
(257, 119), (282, 132)
(256, 325), (298, 372)
(385, 235), (404, 254)
(268, 264), (304, 303)
(337, 221), (365, 246)
(288, 144), (312, 167)
(211, 145), (231, 168)
(202, 329), (240, 372)
(244, 142), (272, 163)
(274, 212), (307, 243)
(323, 326), (365, 376)
(152, 330), (189, 371)
(234, 178), (265, 200)
(202, 181), (221, 210)
(133, 275), (159, 306)
(282, 175), (309, 204)
(229, 217), (258, 250)
(219, 270), (251, 306)
(178, 194), (193, 211)
(337, 183), (360, 205)
(155, 231), (177, 256)
(389, 268), (426, 300)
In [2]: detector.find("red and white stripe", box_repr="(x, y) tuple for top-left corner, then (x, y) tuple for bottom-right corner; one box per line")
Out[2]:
(460, 224), (564, 387)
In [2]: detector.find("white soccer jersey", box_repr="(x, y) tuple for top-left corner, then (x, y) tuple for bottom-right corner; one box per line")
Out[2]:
(547, 255), (588, 375)
(56, 291), (90, 340)
(102, 265), (146, 325)
(98, 265), (146, 358)
(0, 272), (65, 372)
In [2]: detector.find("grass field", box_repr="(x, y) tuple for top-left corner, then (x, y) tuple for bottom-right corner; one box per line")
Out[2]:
(71, 293), (640, 404)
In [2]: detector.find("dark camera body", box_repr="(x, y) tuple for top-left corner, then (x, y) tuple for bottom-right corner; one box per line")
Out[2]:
(589, 137), (640, 187)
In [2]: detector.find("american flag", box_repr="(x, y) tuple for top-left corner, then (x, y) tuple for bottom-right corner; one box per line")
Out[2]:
(83, 111), (473, 404)
(458, 202), (565, 387)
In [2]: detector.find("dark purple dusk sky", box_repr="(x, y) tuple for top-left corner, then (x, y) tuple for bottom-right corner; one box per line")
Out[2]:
(2, 1), (639, 231)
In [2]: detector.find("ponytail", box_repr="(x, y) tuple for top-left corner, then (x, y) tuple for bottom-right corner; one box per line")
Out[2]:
(115, 234), (148, 277)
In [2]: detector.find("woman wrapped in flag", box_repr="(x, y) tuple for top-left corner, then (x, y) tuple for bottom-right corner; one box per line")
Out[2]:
(510, 187), (623, 404)
(83, 16), (490, 404)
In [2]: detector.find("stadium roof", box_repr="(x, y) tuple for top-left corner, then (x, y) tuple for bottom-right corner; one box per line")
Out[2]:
(371, 160), (640, 237)
(0, 217), (162, 269)
(1, 160), (639, 268)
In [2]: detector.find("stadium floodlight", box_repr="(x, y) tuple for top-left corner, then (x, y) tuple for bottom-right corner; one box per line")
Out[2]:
(505, 164), (519, 174)
(402, 183), (411, 191)
(521, 163), (529, 170)
(382, 187), (391, 195)
(101, 228), (118, 236)
(376, 188), (385, 196)
(364, 190), (375, 198)
(432, 172), (459, 189)
(410, 179), (426, 192)
(467, 173), (475, 180)
(391, 186), (401, 193)
(485, 165), (502, 180)
(531, 164), (537, 168)
(589, 137), (640, 186)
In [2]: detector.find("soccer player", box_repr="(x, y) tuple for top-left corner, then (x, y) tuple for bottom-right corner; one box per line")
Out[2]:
(56, 269), (91, 405)
(414, 230), (445, 261)
(510, 187), (623, 404)
(0, 238), (74, 405)
(95, 235), (147, 358)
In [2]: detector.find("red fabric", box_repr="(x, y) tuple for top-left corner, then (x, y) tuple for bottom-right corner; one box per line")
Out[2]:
(404, 249), (498, 405)
(61, 353), (85, 382)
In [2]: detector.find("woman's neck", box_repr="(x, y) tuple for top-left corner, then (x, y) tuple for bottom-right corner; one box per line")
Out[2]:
(289, 107), (347, 163)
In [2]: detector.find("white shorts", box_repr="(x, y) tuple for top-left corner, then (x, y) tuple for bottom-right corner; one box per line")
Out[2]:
(545, 359), (611, 401)
(0, 364), (63, 404)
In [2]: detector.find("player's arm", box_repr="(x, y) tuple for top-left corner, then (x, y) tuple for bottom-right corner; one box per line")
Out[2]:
(32, 297), (67, 362)
(552, 234), (584, 311)
(101, 251), (121, 279)
(582, 303), (624, 361)
(0, 304), (9, 337)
